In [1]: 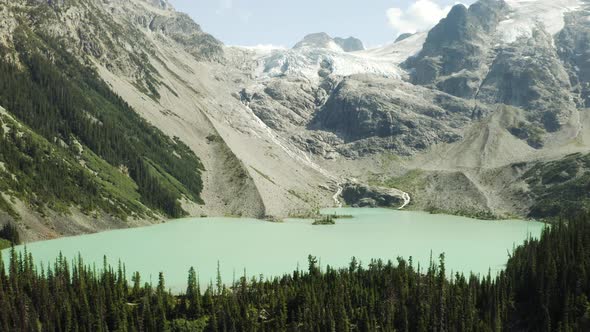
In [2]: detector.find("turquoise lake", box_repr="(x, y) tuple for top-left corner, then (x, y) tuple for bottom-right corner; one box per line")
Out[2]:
(2, 208), (545, 292)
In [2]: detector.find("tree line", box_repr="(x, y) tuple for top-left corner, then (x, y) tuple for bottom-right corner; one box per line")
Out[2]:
(0, 223), (19, 246)
(0, 26), (204, 218)
(1, 214), (589, 331)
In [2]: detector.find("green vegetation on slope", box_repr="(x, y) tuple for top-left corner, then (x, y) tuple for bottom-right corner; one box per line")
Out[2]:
(0, 223), (19, 249)
(1, 214), (590, 331)
(523, 153), (590, 219)
(369, 169), (427, 195)
(0, 112), (141, 219)
(0, 240), (10, 251)
(0, 25), (204, 218)
(508, 121), (545, 149)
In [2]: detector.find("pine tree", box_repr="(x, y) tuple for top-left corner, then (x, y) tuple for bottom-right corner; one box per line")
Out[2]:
(186, 267), (202, 319)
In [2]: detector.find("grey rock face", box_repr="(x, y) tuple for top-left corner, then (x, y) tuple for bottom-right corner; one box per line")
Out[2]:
(147, 13), (224, 62)
(310, 75), (475, 155)
(334, 37), (365, 52)
(241, 79), (321, 130)
(341, 182), (405, 208)
(404, 0), (508, 98)
(399, 0), (580, 147)
(477, 29), (575, 132)
(32, 0), (66, 7)
(237, 0), (590, 161)
(142, 0), (172, 10)
(557, 10), (590, 108)
(293, 32), (338, 49)
(394, 33), (414, 43)
(292, 33), (364, 52)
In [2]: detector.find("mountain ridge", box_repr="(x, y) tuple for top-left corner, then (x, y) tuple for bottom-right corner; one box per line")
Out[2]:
(3, 0), (590, 241)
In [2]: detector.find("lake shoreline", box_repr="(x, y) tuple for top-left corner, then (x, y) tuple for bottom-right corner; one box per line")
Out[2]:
(3, 208), (545, 293)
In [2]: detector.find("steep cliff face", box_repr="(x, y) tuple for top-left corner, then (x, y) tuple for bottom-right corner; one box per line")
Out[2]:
(557, 9), (590, 107)
(0, 0), (341, 241)
(226, 0), (590, 220)
(477, 29), (576, 133)
(334, 37), (364, 52)
(311, 75), (475, 156)
(0, 1), (218, 239)
(145, 12), (224, 62)
(3, 0), (590, 239)
(404, 0), (509, 98)
(403, 0), (580, 130)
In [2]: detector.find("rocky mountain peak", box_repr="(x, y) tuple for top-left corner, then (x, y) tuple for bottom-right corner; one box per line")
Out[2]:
(334, 37), (365, 52)
(293, 33), (365, 52)
(394, 33), (414, 43)
(293, 32), (342, 51)
(141, 0), (173, 10)
(403, 0), (509, 96)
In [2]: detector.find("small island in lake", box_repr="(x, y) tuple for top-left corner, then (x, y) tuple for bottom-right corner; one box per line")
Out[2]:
(312, 214), (353, 225)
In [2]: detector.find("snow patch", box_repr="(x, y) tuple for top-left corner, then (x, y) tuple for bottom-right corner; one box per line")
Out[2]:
(236, 44), (287, 52)
(242, 32), (427, 84)
(251, 47), (402, 83)
(356, 32), (427, 63)
(498, 0), (582, 43)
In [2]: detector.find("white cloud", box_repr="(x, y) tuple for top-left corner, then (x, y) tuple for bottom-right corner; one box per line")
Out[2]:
(387, 0), (459, 35)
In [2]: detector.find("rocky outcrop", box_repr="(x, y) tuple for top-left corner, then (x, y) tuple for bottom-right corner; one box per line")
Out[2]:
(477, 29), (575, 132)
(401, 0), (580, 144)
(239, 77), (335, 130)
(341, 182), (406, 208)
(404, 0), (508, 98)
(293, 33), (364, 53)
(334, 37), (364, 52)
(394, 33), (414, 43)
(557, 10), (590, 108)
(310, 75), (477, 156)
(141, 0), (173, 10)
(147, 13), (224, 62)
(293, 33), (341, 50)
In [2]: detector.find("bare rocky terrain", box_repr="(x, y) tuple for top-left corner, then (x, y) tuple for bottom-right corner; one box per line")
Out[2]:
(2, 0), (590, 240)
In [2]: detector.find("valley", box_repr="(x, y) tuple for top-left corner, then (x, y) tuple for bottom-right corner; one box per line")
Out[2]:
(1, 0), (590, 330)
(2, 0), (590, 242)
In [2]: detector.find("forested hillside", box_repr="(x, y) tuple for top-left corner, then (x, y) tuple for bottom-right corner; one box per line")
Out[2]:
(0, 25), (205, 226)
(1, 214), (588, 331)
(520, 153), (590, 219)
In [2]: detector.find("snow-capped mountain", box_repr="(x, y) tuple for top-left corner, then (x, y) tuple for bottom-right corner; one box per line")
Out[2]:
(231, 0), (590, 220)
(232, 32), (427, 84)
(498, 0), (582, 43)
(357, 32), (428, 63)
(4, 0), (590, 241)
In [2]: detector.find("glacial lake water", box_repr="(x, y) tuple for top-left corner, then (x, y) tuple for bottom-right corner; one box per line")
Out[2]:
(2, 208), (545, 292)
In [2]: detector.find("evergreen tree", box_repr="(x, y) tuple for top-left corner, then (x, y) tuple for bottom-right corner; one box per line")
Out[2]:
(186, 267), (202, 319)
(2, 215), (590, 331)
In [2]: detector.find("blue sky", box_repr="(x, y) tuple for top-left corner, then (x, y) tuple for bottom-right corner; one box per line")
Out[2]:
(170, 0), (471, 48)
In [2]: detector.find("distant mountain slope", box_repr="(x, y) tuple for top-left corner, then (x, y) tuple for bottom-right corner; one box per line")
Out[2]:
(0, 0), (238, 240)
(334, 36), (364, 52)
(4, 0), (590, 243)
(0, 15), (212, 239)
(0, 0), (338, 242)
(230, 0), (590, 220)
